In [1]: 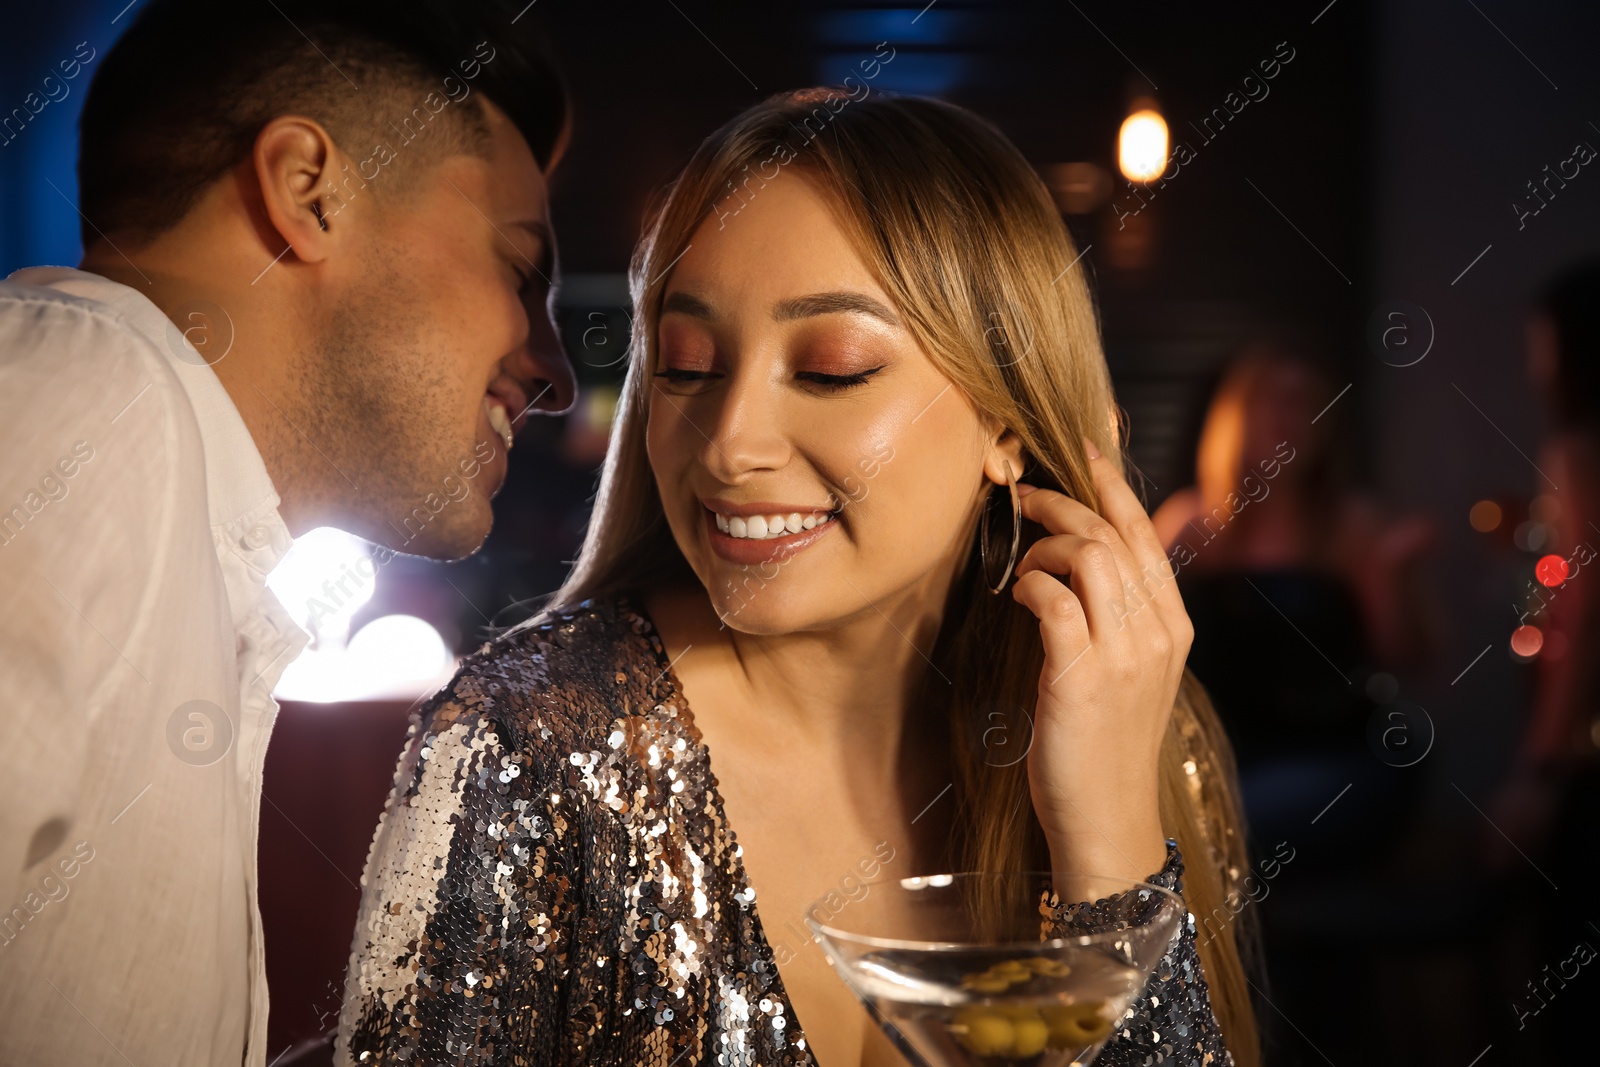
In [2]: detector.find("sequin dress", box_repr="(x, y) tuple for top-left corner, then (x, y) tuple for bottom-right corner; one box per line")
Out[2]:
(336, 595), (1234, 1066)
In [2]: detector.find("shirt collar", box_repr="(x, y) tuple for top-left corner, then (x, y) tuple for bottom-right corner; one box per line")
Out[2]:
(7, 266), (294, 577)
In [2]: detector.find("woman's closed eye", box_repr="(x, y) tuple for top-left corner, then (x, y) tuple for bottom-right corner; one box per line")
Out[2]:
(651, 364), (888, 392)
(796, 365), (886, 391)
(654, 367), (715, 385)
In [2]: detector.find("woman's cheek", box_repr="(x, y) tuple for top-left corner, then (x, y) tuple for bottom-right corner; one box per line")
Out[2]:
(648, 415), (701, 539)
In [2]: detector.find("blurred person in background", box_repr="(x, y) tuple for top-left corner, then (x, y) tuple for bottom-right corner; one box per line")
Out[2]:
(1488, 259), (1600, 1049)
(0, 2), (573, 1064)
(1153, 344), (1439, 842)
(1494, 260), (1600, 837)
(1151, 344), (1440, 1063)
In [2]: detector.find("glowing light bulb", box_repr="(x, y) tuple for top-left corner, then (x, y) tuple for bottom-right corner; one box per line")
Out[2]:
(1118, 108), (1168, 183)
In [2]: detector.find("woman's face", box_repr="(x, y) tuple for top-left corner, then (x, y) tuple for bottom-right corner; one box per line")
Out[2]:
(646, 173), (1016, 634)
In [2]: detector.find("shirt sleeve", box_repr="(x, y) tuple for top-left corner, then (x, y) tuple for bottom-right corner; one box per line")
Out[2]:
(336, 681), (580, 1066)
(1040, 841), (1234, 1067)
(0, 294), (179, 910)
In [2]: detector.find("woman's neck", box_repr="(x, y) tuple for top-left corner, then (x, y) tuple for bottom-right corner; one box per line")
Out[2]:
(641, 582), (949, 782)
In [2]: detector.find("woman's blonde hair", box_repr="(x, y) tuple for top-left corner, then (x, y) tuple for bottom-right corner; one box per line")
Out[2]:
(548, 89), (1261, 1064)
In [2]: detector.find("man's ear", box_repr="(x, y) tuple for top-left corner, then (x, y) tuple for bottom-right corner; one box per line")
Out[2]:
(253, 116), (341, 266)
(982, 425), (1027, 486)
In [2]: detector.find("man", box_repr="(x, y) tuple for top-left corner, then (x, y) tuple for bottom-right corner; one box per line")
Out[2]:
(0, 1), (574, 1063)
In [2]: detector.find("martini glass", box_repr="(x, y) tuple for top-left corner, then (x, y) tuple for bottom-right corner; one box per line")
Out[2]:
(805, 871), (1183, 1067)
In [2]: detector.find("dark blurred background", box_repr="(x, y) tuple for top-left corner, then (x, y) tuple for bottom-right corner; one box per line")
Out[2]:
(6, 1), (1600, 1064)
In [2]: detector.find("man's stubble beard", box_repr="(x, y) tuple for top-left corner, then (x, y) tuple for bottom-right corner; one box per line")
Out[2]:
(304, 268), (493, 559)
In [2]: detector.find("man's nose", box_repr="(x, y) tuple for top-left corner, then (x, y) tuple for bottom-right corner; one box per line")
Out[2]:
(514, 303), (577, 417)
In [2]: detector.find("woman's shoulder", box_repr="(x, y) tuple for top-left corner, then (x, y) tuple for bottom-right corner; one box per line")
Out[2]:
(415, 591), (671, 759)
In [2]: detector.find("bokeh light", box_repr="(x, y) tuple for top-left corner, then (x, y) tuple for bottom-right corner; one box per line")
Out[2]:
(1536, 553), (1570, 587)
(1468, 499), (1502, 532)
(274, 615), (455, 703)
(1118, 108), (1168, 183)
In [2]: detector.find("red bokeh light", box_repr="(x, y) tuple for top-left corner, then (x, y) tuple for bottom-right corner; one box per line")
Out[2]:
(1536, 554), (1570, 587)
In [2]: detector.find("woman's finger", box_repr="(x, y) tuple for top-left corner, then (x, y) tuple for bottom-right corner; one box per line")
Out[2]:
(1013, 533), (1131, 639)
(1010, 569), (1093, 683)
(1077, 439), (1187, 618)
(1017, 486), (1141, 595)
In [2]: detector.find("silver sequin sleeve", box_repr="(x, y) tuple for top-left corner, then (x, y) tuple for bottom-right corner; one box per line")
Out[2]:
(1042, 841), (1234, 1066)
(335, 679), (578, 1064)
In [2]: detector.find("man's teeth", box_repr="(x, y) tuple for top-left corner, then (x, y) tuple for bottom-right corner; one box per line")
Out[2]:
(714, 511), (834, 539)
(484, 397), (514, 450)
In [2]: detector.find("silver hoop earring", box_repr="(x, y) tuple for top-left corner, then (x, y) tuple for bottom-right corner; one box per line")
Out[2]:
(980, 460), (1021, 594)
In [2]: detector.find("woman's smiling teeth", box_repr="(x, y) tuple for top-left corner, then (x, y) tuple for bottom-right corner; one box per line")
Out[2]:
(714, 510), (835, 540)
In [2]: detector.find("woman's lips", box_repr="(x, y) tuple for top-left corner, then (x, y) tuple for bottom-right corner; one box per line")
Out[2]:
(704, 505), (839, 565)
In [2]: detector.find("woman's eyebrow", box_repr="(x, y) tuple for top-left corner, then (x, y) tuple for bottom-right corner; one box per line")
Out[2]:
(773, 291), (901, 327)
(662, 290), (716, 319)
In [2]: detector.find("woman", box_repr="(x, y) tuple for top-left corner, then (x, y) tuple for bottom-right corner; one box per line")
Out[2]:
(337, 90), (1260, 1066)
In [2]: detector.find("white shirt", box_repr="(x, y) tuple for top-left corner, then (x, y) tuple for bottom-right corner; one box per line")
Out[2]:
(0, 267), (308, 1066)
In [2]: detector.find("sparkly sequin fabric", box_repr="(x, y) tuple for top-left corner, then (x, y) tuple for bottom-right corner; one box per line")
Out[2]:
(336, 595), (1233, 1066)
(1043, 852), (1233, 1066)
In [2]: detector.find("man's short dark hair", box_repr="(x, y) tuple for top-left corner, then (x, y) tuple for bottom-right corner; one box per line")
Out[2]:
(77, 0), (568, 246)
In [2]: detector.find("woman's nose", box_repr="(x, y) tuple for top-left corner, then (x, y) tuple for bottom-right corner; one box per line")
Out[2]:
(699, 372), (792, 483)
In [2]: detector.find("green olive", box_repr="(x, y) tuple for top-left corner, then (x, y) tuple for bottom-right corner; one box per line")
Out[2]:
(1043, 1001), (1112, 1047)
(1010, 1015), (1050, 1057)
(1023, 957), (1072, 977)
(966, 975), (1014, 994)
(952, 1007), (1015, 1056)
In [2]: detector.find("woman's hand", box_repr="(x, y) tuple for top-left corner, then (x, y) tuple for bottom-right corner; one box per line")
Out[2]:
(1009, 437), (1193, 883)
